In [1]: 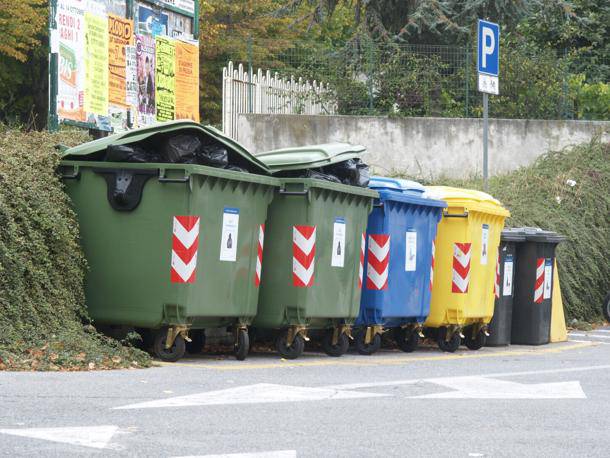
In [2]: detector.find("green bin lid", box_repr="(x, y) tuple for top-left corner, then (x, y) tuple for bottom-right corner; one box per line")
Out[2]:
(504, 227), (566, 243)
(62, 120), (271, 175)
(255, 143), (366, 173)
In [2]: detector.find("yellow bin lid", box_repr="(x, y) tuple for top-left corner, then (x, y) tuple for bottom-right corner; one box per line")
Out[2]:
(424, 186), (510, 217)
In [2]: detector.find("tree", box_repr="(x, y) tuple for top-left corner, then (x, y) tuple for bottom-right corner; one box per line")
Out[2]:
(0, 0), (47, 62)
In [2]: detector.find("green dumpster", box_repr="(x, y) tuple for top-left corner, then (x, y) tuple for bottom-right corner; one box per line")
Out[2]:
(59, 121), (279, 362)
(253, 144), (378, 359)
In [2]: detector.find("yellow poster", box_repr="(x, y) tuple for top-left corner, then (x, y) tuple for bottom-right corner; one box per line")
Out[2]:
(108, 14), (134, 107)
(175, 41), (199, 122)
(84, 12), (108, 115)
(155, 36), (176, 122)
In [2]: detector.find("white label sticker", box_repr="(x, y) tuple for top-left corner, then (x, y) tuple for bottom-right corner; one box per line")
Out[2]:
(219, 207), (239, 262)
(405, 230), (417, 271)
(543, 258), (553, 299)
(502, 254), (514, 296)
(331, 217), (346, 267)
(481, 224), (489, 265)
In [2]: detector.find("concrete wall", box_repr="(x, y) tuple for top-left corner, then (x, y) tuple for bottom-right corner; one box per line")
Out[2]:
(237, 114), (610, 178)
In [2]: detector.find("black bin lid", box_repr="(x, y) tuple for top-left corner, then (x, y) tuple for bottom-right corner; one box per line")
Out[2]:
(503, 227), (567, 243)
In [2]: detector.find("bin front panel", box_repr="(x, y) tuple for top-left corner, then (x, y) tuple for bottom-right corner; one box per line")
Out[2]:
(425, 210), (506, 328)
(511, 241), (559, 345)
(487, 241), (519, 346)
(357, 198), (443, 327)
(64, 163), (275, 329)
(255, 182), (375, 329)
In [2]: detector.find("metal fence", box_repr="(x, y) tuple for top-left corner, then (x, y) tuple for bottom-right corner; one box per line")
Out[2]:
(222, 61), (336, 139)
(225, 39), (608, 125)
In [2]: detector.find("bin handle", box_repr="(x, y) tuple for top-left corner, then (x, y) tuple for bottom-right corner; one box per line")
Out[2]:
(158, 170), (190, 183)
(60, 165), (80, 180)
(443, 210), (469, 218)
(279, 187), (309, 196)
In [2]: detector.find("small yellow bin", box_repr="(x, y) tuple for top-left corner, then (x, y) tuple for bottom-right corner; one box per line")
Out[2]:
(424, 186), (510, 352)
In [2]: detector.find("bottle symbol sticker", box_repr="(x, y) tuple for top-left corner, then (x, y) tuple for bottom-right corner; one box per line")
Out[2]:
(331, 217), (346, 268)
(220, 207), (239, 262)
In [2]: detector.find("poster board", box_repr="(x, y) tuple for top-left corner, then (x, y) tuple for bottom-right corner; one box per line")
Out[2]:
(49, 0), (199, 132)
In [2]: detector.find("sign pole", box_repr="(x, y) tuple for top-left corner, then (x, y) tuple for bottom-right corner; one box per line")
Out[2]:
(483, 92), (489, 191)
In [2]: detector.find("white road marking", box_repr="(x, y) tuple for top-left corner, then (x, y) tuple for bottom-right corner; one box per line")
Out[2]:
(570, 339), (610, 345)
(327, 364), (610, 390)
(173, 451), (296, 458)
(411, 377), (585, 399)
(114, 383), (388, 410)
(0, 425), (119, 449)
(570, 333), (610, 339)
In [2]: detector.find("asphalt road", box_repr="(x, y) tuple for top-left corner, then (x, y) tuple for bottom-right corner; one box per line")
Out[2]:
(1, 328), (609, 457)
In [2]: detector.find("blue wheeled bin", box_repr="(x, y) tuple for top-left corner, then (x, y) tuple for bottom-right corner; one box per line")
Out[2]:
(353, 177), (447, 355)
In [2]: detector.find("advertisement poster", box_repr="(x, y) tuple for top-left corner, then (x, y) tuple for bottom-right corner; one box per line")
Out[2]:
(138, 4), (169, 37)
(56, 0), (86, 122)
(125, 45), (138, 115)
(168, 11), (193, 39)
(136, 34), (156, 124)
(84, 12), (109, 115)
(175, 40), (199, 121)
(155, 36), (176, 122)
(108, 14), (134, 107)
(160, 0), (196, 15)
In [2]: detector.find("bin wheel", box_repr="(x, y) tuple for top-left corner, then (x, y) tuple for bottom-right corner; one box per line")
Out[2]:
(464, 330), (487, 350)
(276, 332), (305, 360)
(322, 330), (349, 357)
(234, 329), (249, 361)
(437, 328), (461, 353)
(153, 329), (186, 362)
(603, 292), (610, 322)
(355, 330), (382, 355)
(186, 330), (206, 354)
(393, 328), (419, 353)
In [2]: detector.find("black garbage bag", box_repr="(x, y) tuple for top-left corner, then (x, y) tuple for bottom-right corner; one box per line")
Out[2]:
(162, 134), (202, 163)
(223, 164), (249, 173)
(300, 169), (342, 184)
(106, 144), (161, 163)
(196, 145), (229, 168)
(354, 159), (370, 187)
(324, 158), (370, 187)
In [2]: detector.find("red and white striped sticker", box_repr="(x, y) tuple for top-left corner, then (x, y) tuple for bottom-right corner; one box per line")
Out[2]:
(367, 234), (390, 290)
(170, 216), (200, 284)
(254, 224), (265, 287)
(494, 252), (500, 299)
(429, 240), (436, 292)
(452, 242), (472, 293)
(293, 225), (316, 287)
(358, 232), (365, 288)
(534, 257), (545, 303)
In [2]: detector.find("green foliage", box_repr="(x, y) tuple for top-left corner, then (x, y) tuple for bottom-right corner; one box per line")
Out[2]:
(415, 139), (610, 323)
(569, 75), (610, 120)
(0, 127), (151, 370)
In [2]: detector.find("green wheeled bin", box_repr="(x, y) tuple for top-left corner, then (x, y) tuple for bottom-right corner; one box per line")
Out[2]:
(253, 144), (378, 359)
(59, 121), (279, 362)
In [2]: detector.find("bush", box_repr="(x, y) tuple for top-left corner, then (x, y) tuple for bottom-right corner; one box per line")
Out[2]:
(0, 127), (151, 370)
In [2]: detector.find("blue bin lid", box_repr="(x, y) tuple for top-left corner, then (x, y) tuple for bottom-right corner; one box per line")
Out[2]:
(369, 176), (425, 195)
(369, 176), (446, 208)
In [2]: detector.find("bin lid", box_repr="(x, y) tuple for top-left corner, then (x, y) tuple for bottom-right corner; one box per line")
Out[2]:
(504, 227), (567, 243)
(501, 228), (527, 242)
(62, 120), (271, 175)
(369, 176), (447, 208)
(424, 186), (510, 217)
(255, 143), (366, 172)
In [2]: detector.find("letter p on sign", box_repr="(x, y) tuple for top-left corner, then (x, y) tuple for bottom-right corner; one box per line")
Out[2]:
(477, 19), (500, 95)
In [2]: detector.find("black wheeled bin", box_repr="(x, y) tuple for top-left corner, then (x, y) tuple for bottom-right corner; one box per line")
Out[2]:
(486, 229), (526, 346)
(510, 228), (566, 345)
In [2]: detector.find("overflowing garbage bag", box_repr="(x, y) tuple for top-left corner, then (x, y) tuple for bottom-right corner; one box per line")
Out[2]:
(294, 159), (370, 187)
(101, 132), (254, 174)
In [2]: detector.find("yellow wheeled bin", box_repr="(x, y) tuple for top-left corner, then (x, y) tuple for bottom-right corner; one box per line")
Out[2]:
(423, 186), (510, 352)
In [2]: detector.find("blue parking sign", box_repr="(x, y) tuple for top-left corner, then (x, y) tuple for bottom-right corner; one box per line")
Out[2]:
(477, 19), (500, 76)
